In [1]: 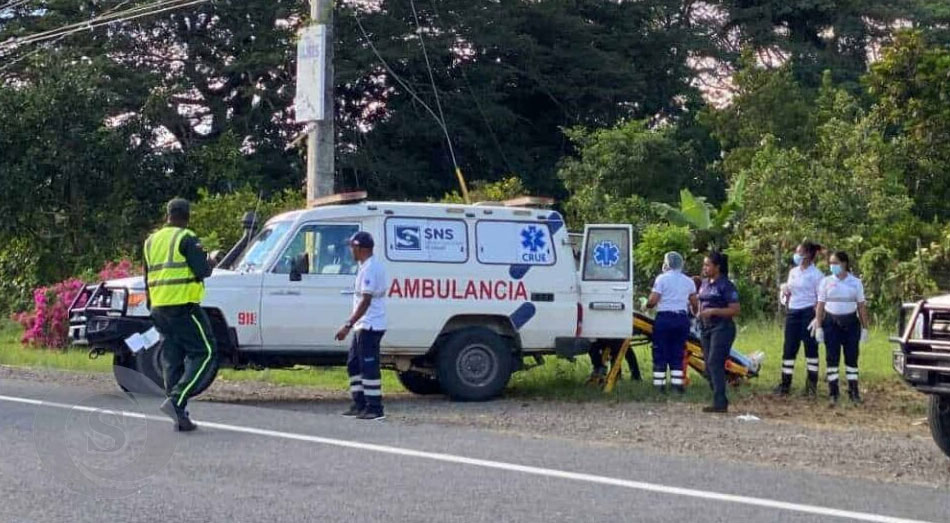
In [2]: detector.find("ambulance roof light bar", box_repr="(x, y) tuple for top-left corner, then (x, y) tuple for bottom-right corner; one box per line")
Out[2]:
(472, 196), (556, 208)
(308, 191), (368, 208)
(501, 196), (555, 208)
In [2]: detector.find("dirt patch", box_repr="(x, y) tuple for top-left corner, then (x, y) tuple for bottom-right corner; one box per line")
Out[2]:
(3, 365), (948, 489)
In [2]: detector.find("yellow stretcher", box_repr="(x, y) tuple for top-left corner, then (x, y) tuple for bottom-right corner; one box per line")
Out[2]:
(602, 312), (764, 393)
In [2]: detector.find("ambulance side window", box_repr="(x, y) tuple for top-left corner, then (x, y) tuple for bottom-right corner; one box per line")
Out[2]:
(582, 228), (630, 281)
(274, 223), (360, 275)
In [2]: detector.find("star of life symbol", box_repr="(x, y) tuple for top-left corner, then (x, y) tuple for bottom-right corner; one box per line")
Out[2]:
(593, 240), (620, 268)
(520, 226), (546, 253)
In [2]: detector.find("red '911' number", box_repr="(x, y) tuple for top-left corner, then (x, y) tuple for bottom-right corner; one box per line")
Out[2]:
(237, 312), (257, 326)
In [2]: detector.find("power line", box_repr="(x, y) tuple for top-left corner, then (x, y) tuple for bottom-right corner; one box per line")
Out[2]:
(408, 0), (458, 173)
(0, 0), (31, 13)
(0, 0), (132, 73)
(0, 0), (207, 53)
(426, 0), (516, 176)
(352, 11), (448, 149)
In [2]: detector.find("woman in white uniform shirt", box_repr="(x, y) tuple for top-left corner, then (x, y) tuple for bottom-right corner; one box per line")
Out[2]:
(646, 252), (699, 394)
(815, 251), (870, 404)
(776, 241), (824, 397)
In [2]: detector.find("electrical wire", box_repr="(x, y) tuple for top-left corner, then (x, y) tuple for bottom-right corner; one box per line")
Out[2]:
(2, 0), (204, 51)
(407, 0), (469, 202)
(352, 11), (449, 154)
(0, 0), (31, 13)
(0, 0), (131, 72)
(408, 0), (456, 170)
(0, 0), (207, 53)
(426, 0), (516, 176)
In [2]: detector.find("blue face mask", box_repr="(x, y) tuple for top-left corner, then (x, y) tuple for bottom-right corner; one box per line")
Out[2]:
(830, 264), (843, 276)
(792, 254), (804, 266)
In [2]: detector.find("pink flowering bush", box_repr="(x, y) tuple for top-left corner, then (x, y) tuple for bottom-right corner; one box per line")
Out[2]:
(13, 258), (140, 349)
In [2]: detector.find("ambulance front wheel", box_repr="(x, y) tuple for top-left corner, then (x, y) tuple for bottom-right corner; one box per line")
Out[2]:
(397, 371), (442, 395)
(436, 327), (513, 402)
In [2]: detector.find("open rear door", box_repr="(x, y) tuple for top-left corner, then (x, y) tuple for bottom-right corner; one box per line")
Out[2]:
(578, 224), (633, 339)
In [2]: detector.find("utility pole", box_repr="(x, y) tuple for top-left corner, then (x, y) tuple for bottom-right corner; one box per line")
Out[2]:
(306, 0), (335, 200)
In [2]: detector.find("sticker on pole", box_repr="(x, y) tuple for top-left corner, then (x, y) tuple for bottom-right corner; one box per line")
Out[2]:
(295, 25), (327, 122)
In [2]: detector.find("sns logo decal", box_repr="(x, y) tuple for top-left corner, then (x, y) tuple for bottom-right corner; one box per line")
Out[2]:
(394, 226), (422, 251)
(593, 240), (621, 268)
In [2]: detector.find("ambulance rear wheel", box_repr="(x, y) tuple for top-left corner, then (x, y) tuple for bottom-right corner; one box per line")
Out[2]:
(437, 328), (512, 401)
(397, 371), (442, 395)
(929, 395), (950, 458)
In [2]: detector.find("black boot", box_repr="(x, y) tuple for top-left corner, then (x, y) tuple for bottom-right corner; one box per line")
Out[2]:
(672, 385), (686, 395)
(848, 380), (862, 404)
(773, 374), (792, 396)
(828, 380), (840, 407)
(805, 372), (818, 397)
(654, 384), (668, 395)
(161, 397), (197, 432)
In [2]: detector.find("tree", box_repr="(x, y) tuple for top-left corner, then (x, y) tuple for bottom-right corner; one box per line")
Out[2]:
(335, 0), (708, 199)
(708, 1), (912, 89)
(0, 59), (163, 283)
(865, 30), (950, 220)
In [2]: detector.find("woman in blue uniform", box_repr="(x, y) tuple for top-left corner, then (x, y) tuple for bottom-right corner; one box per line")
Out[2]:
(697, 251), (741, 413)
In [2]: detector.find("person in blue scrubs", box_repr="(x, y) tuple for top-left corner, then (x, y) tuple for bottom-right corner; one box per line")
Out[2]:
(697, 251), (741, 413)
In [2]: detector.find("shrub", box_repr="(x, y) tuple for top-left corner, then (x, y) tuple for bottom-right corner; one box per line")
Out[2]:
(0, 238), (41, 315)
(12, 258), (139, 349)
(188, 186), (304, 252)
(634, 224), (694, 285)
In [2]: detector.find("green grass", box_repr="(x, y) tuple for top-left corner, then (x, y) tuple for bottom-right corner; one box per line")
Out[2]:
(0, 319), (902, 404)
(507, 322), (903, 403)
(0, 321), (112, 372)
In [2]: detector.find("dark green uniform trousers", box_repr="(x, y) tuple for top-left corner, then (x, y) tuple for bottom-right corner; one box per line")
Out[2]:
(151, 304), (217, 409)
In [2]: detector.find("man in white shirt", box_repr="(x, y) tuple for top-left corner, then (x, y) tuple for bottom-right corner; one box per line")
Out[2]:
(335, 231), (388, 420)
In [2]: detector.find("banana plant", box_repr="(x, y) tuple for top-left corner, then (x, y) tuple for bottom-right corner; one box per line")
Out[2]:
(651, 171), (746, 250)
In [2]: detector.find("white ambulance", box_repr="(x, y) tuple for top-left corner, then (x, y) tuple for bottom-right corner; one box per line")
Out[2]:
(69, 195), (633, 401)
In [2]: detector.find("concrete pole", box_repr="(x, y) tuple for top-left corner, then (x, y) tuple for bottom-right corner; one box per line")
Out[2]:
(307, 0), (335, 200)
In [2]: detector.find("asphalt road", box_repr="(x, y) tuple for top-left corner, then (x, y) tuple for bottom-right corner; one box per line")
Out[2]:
(1, 377), (948, 523)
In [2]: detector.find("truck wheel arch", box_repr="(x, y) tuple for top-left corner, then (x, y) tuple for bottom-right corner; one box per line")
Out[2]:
(435, 314), (521, 354)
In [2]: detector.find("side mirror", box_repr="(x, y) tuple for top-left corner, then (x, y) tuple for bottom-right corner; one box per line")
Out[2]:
(208, 250), (223, 267)
(289, 253), (309, 282)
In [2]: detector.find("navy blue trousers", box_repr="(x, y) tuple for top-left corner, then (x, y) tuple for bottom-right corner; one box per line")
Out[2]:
(347, 329), (385, 413)
(652, 312), (690, 387)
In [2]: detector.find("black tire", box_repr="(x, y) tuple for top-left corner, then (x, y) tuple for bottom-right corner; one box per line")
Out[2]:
(397, 371), (443, 395)
(112, 342), (219, 398)
(436, 327), (513, 401)
(928, 395), (950, 459)
(113, 345), (164, 396)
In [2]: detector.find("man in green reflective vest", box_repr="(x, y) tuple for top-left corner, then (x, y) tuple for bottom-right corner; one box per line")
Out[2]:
(144, 198), (216, 432)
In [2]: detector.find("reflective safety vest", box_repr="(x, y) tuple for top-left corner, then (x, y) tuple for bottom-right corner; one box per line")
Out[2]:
(144, 226), (205, 306)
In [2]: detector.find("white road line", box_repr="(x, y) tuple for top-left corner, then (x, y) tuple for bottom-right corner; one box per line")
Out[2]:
(0, 393), (935, 523)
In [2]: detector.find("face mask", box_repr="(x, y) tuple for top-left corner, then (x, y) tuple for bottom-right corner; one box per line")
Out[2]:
(792, 254), (803, 266)
(830, 264), (843, 276)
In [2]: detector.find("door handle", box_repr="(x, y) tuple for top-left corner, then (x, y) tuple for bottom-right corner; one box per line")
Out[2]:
(340, 290), (356, 295)
(612, 286), (630, 291)
(268, 290), (301, 296)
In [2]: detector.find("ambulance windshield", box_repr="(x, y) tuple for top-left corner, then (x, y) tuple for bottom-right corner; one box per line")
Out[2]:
(234, 221), (293, 272)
